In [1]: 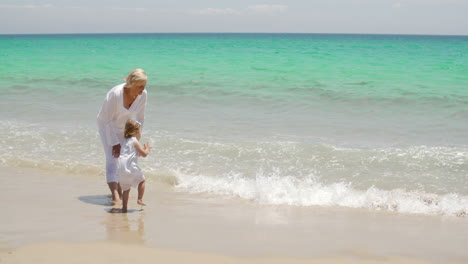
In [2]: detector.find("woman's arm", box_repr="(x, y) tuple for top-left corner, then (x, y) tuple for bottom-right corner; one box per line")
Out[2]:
(136, 90), (147, 131)
(97, 89), (120, 147)
(133, 139), (152, 157)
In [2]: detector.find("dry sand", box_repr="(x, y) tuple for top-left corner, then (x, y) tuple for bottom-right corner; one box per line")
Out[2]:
(0, 166), (467, 264)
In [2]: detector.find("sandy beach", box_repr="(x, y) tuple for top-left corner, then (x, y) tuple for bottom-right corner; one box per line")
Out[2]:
(1, 242), (462, 264)
(0, 166), (467, 264)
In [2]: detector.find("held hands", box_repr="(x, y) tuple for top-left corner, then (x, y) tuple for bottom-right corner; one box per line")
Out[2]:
(112, 144), (121, 158)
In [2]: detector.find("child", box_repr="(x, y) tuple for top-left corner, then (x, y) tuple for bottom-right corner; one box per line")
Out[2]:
(117, 119), (152, 213)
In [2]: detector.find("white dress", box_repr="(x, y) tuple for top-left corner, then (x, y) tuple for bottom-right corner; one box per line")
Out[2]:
(117, 137), (145, 191)
(97, 83), (147, 183)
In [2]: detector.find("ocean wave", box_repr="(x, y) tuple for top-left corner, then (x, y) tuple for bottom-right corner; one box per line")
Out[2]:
(1, 154), (466, 217)
(152, 137), (468, 195)
(1, 121), (467, 196)
(1, 120), (467, 217)
(172, 169), (468, 217)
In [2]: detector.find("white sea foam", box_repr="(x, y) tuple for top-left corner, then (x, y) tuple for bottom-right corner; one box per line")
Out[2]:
(1, 120), (467, 217)
(1, 151), (467, 217)
(172, 169), (468, 217)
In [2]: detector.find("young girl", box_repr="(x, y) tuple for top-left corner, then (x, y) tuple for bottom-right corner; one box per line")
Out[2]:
(117, 119), (152, 213)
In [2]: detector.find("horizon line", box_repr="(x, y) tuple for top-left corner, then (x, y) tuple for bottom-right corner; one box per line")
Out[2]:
(1, 32), (467, 37)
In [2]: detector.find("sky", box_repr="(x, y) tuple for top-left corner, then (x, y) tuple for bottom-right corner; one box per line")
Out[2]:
(1, 0), (467, 35)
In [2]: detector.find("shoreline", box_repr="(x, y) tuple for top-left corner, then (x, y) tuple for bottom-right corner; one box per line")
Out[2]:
(0, 166), (467, 263)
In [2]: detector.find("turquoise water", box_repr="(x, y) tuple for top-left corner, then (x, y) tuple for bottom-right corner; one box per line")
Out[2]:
(2, 34), (467, 98)
(1, 34), (466, 96)
(0, 34), (467, 216)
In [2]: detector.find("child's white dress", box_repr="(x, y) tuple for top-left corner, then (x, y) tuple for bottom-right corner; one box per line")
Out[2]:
(117, 137), (145, 191)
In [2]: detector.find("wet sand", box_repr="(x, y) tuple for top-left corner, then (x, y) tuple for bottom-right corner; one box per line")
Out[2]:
(1, 242), (458, 264)
(0, 166), (467, 263)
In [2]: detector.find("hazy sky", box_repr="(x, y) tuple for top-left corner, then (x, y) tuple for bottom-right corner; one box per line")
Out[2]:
(1, 0), (467, 35)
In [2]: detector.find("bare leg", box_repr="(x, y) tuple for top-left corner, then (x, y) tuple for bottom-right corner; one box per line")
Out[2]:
(107, 182), (122, 203)
(137, 180), (146, 206)
(122, 189), (130, 213)
(117, 183), (123, 199)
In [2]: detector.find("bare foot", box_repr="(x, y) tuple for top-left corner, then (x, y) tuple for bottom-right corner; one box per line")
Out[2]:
(109, 208), (122, 213)
(137, 199), (147, 206)
(122, 207), (128, 213)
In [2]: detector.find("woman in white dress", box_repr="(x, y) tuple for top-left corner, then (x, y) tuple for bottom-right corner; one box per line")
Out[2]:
(97, 69), (148, 203)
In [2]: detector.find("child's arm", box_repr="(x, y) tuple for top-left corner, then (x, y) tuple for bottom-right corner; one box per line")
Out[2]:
(133, 140), (152, 157)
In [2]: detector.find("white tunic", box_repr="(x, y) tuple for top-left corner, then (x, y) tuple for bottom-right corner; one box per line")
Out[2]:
(97, 83), (147, 147)
(117, 137), (145, 191)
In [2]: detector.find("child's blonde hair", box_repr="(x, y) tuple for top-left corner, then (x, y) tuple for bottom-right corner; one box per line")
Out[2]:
(124, 119), (141, 139)
(124, 68), (147, 88)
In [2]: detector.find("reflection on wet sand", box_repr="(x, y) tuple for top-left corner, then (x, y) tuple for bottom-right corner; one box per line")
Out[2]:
(103, 208), (145, 244)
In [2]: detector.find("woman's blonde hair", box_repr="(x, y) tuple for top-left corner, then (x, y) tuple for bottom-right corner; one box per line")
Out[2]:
(124, 68), (147, 88)
(124, 119), (141, 139)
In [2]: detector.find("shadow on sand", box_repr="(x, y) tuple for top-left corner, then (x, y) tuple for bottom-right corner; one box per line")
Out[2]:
(107, 208), (143, 214)
(78, 195), (114, 206)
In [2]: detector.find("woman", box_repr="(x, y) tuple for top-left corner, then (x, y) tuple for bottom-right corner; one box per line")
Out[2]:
(97, 69), (148, 203)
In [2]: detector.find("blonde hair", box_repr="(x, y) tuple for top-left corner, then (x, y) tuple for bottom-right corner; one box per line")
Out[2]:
(124, 119), (141, 139)
(124, 68), (147, 88)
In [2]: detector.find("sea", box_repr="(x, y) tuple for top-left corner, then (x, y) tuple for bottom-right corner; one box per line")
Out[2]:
(0, 33), (467, 217)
